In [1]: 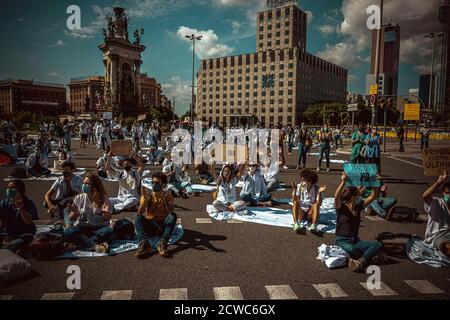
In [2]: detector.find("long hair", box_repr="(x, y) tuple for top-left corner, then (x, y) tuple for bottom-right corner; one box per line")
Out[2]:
(85, 173), (108, 207)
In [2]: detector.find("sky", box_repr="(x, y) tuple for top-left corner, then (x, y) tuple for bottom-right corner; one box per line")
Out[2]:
(0, 0), (443, 115)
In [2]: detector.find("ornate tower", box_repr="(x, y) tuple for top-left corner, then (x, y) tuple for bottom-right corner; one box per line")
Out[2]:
(99, 7), (146, 117)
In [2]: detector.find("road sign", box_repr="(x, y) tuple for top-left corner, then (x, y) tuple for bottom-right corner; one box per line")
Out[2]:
(404, 103), (420, 121)
(370, 84), (378, 95)
(347, 103), (358, 112)
(370, 94), (377, 106)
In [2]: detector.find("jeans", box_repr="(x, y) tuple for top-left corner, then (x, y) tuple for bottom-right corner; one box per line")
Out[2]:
(399, 139), (404, 152)
(369, 197), (397, 218)
(335, 236), (384, 262)
(421, 139), (429, 150)
(317, 145), (330, 168)
(134, 213), (177, 244)
(101, 137), (108, 150)
(63, 224), (115, 249)
(288, 137), (293, 153)
(297, 143), (309, 167)
(241, 193), (271, 206)
(169, 181), (194, 195)
(266, 179), (280, 192)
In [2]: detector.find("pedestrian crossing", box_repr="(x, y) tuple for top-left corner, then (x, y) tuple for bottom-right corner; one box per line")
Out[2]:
(6, 279), (446, 300)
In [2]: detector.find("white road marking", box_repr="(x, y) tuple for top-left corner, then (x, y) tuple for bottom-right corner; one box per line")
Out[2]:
(100, 290), (133, 300)
(176, 218), (182, 224)
(364, 215), (385, 222)
(313, 283), (348, 298)
(0, 295), (13, 300)
(196, 218), (212, 224)
(159, 288), (188, 300)
(360, 282), (398, 296)
(40, 292), (75, 300)
(388, 156), (422, 168)
(227, 219), (243, 224)
(404, 280), (445, 294)
(265, 285), (298, 300)
(213, 286), (244, 300)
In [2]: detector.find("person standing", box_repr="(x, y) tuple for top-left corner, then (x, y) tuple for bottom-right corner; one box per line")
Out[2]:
(317, 125), (332, 172)
(420, 125), (430, 150)
(365, 128), (383, 174)
(397, 125), (405, 152)
(350, 127), (366, 164)
(296, 126), (311, 170)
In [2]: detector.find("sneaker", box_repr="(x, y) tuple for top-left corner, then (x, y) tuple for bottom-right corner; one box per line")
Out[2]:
(308, 223), (317, 232)
(135, 240), (152, 259)
(93, 242), (109, 254)
(293, 222), (301, 231)
(326, 168), (330, 172)
(283, 165), (289, 170)
(348, 258), (365, 272)
(157, 240), (171, 258)
(316, 167), (321, 172)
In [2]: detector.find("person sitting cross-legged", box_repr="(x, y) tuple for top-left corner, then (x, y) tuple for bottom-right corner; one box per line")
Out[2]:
(211, 164), (246, 212)
(291, 169), (326, 233)
(63, 173), (114, 253)
(240, 163), (272, 207)
(334, 172), (383, 272)
(106, 152), (144, 213)
(135, 172), (177, 259)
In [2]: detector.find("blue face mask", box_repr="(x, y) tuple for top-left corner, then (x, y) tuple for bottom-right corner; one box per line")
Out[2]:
(82, 184), (91, 194)
(444, 194), (450, 203)
(152, 182), (162, 192)
(6, 188), (17, 198)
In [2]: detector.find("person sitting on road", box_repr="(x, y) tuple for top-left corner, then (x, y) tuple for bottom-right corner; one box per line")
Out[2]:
(25, 145), (51, 177)
(0, 180), (38, 255)
(194, 161), (215, 185)
(135, 172), (177, 259)
(361, 177), (397, 220)
(240, 163), (272, 207)
(147, 144), (164, 165)
(292, 169), (326, 233)
(334, 172), (383, 272)
(63, 173), (114, 253)
(106, 153), (144, 213)
(422, 171), (450, 258)
(96, 146), (114, 179)
(211, 164), (246, 212)
(262, 160), (281, 192)
(44, 161), (82, 219)
(162, 160), (193, 198)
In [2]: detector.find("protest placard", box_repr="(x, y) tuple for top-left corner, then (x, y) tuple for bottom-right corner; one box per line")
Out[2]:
(422, 148), (450, 176)
(138, 114), (146, 121)
(110, 140), (132, 156)
(103, 112), (113, 120)
(343, 163), (380, 187)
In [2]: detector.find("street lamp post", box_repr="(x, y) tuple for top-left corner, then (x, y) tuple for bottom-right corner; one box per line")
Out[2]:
(185, 34), (202, 122)
(423, 33), (444, 118)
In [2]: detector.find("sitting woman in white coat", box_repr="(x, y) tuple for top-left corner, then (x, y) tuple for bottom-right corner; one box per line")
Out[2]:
(212, 163), (246, 212)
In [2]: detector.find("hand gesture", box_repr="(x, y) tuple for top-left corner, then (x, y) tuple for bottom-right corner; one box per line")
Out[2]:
(102, 202), (111, 220)
(438, 171), (448, 183)
(14, 196), (24, 210)
(142, 185), (151, 200)
(341, 172), (348, 182)
(319, 185), (327, 193)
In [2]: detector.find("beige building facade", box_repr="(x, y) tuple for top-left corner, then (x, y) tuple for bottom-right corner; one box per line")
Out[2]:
(196, 3), (347, 127)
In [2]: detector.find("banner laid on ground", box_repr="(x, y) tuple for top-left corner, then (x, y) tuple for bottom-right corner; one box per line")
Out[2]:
(110, 140), (132, 156)
(343, 163), (380, 187)
(422, 148), (450, 176)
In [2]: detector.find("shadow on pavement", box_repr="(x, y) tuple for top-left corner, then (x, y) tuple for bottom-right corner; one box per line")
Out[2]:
(170, 229), (227, 256)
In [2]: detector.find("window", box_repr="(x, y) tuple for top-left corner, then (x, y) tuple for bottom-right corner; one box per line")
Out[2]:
(276, 40), (280, 45)
(259, 34), (264, 40)
(279, 90), (283, 95)
(270, 91), (275, 96)
(288, 72), (294, 77)
(289, 63), (294, 68)
(276, 32), (280, 37)
(285, 21), (290, 27)
(259, 43), (263, 48)
(268, 41), (272, 47)
(268, 33), (272, 39)
(259, 26), (264, 31)
(268, 25), (272, 31)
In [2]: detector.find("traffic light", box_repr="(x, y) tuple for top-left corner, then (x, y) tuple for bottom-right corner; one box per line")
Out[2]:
(379, 98), (386, 109)
(387, 98), (395, 109)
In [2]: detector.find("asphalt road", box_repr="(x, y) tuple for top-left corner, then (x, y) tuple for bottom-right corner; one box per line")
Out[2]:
(1, 139), (450, 300)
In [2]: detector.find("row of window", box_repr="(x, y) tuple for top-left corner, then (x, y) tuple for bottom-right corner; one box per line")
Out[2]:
(202, 90), (294, 99)
(203, 81), (294, 91)
(203, 64), (295, 78)
(202, 107), (294, 114)
(259, 39), (291, 47)
(205, 117), (294, 126)
(202, 73), (294, 85)
(201, 97), (294, 106)
(202, 51), (296, 69)
(259, 7), (292, 21)
(259, 30), (291, 39)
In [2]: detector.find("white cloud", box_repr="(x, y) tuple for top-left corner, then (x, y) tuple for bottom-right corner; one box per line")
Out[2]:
(17, 18), (24, 23)
(230, 20), (242, 34)
(48, 72), (62, 78)
(176, 26), (234, 59)
(316, 0), (441, 71)
(56, 40), (65, 46)
(305, 11), (314, 25)
(318, 24), (335, 36)
(161, 76), (191, 115)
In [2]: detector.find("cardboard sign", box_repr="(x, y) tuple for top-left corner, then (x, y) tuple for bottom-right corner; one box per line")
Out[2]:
(138, 114), (146, 121)
(110, 140), (132, 156)
(103, 112), (113, 120)
(422, 148), (450, 176)
(404, 103), (420, 121)
(343, 164), (380, 187)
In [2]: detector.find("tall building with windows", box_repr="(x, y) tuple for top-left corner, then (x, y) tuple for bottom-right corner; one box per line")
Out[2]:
(365, 23), (400, 97)
(69, 76), (105, 115)
(196, 2), (347, 127)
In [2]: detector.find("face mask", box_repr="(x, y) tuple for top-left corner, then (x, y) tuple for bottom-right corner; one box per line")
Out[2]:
(152, 183), (162, 192)
(124, 165), (132, 171)
(6, 188), (17, 198)
(82, 184), (91, 194)
(444, 194), (450, 203)
(63, 171), (71, 178)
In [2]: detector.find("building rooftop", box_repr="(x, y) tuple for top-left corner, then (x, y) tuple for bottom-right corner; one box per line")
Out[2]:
(0, 79), (65, 88)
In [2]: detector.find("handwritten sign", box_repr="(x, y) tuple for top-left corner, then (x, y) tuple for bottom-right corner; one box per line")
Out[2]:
(343, 164), (380, 187)
(138, 114), (146, 121)
(110, 140), (132, 156)
(103, 112), (113, 120)
(422, 148), (450, 176)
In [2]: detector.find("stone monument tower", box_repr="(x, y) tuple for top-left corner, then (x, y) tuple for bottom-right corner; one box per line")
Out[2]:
(99, 7), (146, 116)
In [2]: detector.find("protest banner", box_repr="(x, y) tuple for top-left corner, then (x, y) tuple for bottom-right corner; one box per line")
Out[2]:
(138, 114), (146, 121)
(103, 112), (113, 120)
(110, 140), (132, 156)
(343, 163), (380, 187)
(422, 148), (450, 176)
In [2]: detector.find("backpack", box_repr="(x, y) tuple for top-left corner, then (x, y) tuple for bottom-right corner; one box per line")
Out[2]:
(29, 233), (65, 260)
(10, 167), (28, 179)
(113, 218), (136, 240)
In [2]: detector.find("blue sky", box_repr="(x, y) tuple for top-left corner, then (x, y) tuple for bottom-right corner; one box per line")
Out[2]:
(0, 0), (442, 115)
